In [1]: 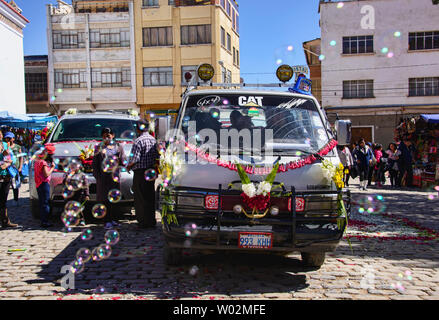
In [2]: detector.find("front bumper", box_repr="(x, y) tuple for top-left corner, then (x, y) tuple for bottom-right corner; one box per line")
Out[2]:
(161, 187), (350, 253)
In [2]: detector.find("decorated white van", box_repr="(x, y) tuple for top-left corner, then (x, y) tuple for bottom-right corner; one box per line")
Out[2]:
(156, 64), (352, 268)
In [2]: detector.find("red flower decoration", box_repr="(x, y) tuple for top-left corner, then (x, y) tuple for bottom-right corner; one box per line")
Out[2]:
(241, 192), (271, 211)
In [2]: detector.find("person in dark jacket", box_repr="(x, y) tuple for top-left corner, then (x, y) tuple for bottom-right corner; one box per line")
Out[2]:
(396, 137), (413, 188)
(353, 138), (374, 191)
(92, 128), (126, 229)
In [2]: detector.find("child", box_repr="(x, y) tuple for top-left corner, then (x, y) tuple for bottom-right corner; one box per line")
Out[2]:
(34, 144), (56, 228)
(63, 165), (90, 226)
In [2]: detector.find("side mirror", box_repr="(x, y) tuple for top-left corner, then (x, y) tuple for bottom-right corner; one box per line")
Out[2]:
(156, 116), (171, 141)
(335, 120), (351, 146)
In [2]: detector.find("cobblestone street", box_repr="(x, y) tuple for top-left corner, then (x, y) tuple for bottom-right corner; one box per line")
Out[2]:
(0, 181), (439, 300)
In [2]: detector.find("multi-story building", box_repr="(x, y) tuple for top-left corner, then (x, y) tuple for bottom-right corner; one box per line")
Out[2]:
(319, 0), (439, 145)
(0, 0), (29, 114)
(134, 0), (240, 115)
(25, 55), (50, 114)
(303, 38), (322, 105)
(46, 0), (137, 114)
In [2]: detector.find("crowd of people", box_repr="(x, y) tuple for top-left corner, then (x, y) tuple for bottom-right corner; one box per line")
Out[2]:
(1, 119), (158, 230)
(337, 137), (415, 190)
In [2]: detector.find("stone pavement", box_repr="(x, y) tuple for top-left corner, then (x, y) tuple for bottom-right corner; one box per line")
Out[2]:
(0, 181), (439, 300)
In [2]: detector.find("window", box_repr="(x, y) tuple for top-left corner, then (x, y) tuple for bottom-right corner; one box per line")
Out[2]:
(143, 67), (173, 86)
(226, 0), (231, 16)
(54, 69), (87, 89)
(143, 27), (173, 47)
(236, 14), (239, 34)
(89, 28), (130, 48)
(53, 30), (85, 49)
(233, 47), (236, 64)
(25, 73), (48, 101)
(221, 66), (226, 83)
(181, 25), (211, 45)
(220, 0), (225, 9)
(168, 0), (175, 5)
(409, 31), (439, 50)
(226, 33), (231, 51)
(232, 9), (236, 30)
(181, 66), (197, 84)
(226, 69), (232, 83)
(343, 80), (374, 99)
(143, 0), (159, 7)
(409, 77), (439, 96)
(342, 35), (374, 54)
(221, 27), (225, 47)
(236, 49), (239, 66)
(91, 68), (131, 88)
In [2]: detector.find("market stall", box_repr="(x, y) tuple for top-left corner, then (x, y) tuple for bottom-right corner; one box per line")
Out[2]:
(395, 114), (439, 189)
(0, 112), (58, 179)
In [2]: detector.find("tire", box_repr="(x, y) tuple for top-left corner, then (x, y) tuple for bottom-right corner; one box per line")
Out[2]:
(301, 252), (326, 268)
(31, 199), (40, 219)
(163, 242), (183, 266)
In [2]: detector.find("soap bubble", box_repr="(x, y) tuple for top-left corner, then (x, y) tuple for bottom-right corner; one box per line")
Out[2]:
(120, 130), (136, 140)
(356, 195), (386, 215)
(104, 230), (120, 246)
(112, 166), (126, 183)
(69, 259), (85, 274)
(319, 55), (325, 61)
(92, 204), (107, 219)
(92, 244), (112, 261)
(65, 173), (85, 191)
(330, 40), (337, 46)
(64, 201), (82, 215)
(144, 168), (158, 181)
(184, 223), (198, 238)
(336, 2), (344, 9)
(61, 211), (81, 227)
(394, 31), (401, 38)
(108, 189), (122, 203)
(68, 159), (83, 173)
(94, 286), (106, 294)
(102, 155), (119, 173)
(81, 228), (93, 241)
(76, 248), (92, 263)
(62, 187), (75, 199)
(189, 265), (199, 276)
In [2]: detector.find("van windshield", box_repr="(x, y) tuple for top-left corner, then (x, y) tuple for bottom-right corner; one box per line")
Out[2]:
(51, 118), (138, 142)
(180, 93), (331, 154)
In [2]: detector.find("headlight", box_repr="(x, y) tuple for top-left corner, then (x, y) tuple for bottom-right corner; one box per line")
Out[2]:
(233, 204), (243, 215)
(270, 206), (280, 216)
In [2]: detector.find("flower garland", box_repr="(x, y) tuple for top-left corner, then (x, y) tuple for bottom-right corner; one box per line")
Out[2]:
(157, 144), (183, 225)
(236, 162), (280, 213)
(320, 159), (351, 250)
(184, 139), (338, 175)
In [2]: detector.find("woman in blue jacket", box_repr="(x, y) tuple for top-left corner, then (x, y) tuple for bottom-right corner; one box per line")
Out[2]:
(353, 138), (374, 191)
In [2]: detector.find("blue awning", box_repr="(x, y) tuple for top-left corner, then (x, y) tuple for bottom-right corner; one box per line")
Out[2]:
(0, 111), (58, 129)
(421, 114), (439, 124)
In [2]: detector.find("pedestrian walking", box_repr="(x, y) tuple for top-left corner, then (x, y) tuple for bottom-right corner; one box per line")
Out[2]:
(373, 144), (385, 188)
(34, 143), (56, 228)
(4, 132), (23, 206)
(337, 144), (353, 187)
(396, 137), (413, 188)
(367, 142), (377, 187)
(92, 127), (126, 230)
(126, 119), (159, 228)
(0, 131), (18, 228)
(385, 143), (400, 188)
(353, 138), (374, 191)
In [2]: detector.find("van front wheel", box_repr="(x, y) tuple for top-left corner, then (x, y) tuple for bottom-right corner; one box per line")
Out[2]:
(301, 252), (326, 268)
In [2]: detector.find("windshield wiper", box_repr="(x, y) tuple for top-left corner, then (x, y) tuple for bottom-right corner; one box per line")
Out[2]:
(268, 148), (324, 160)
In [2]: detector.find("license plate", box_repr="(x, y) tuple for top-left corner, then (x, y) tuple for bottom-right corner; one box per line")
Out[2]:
(238, 232), (272, 249)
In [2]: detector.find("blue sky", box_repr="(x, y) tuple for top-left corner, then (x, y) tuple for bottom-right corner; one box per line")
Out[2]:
(19, 0), (321, 83)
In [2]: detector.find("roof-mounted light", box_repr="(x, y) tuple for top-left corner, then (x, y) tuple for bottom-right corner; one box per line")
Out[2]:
(197, 64), (215, 82)
(276, 64), (294, 83)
